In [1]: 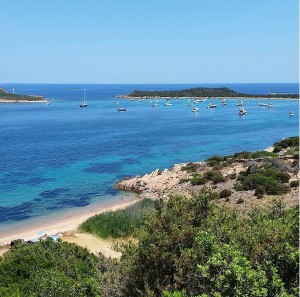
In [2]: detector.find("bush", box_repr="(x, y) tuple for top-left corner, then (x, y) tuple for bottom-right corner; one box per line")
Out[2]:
(235, 183), (244, 191)
(273, 145), (282, 153)
(181, 162), (201, 172)
(204, 170), (226, 184)
(229, 172), (237, 179)
(236, 198), (244, 204)
(254, 185), (266, 198)
(206, 155), (224, 167)
(233, 151), (253, 159)
(190, 174), (207, 186)
(219, 189), (232, 198)
(290, 180), (299, 188)
(238, 173), (290, 195)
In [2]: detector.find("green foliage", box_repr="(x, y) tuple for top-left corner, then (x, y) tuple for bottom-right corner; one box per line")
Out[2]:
(219, 188), (232, 198)
(181, 162), (201, 173)
(236, 197), (244, 204)
(121, 194), (298, 296)
(255, 185), (266, 198)
(190, 174), (207, 186)
(204, 170), (226, 184)
(79, 199), (155, 238)
(238, 166), (291, 195)
(290, 180), (299, 188)
(128, 87), (299, 99)
(0, 88), (43, 101)
(0, 239), (100, 296)
(274, 137), (299, 150)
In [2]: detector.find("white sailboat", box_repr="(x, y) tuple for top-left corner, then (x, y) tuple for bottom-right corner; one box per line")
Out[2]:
(80, 89), (87, 107)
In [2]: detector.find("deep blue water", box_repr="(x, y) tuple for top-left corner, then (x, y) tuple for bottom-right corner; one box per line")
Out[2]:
(0, 83), (298, 230)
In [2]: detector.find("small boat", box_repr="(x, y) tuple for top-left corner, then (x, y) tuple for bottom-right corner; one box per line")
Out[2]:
(80, 89), (87, 107)
(221, 99), (227, 106)
(267, 103), (275, 108)
(164, 102), (172, 106)
(151, 103), (159, 107)
(194, 99), (201, 104)
(289, 111), (294, 116)
(118, 107), (126, 112)
(115, 101), (119, 104)
(207, 102), (217, 108)
(192, 107), (199, 112)
(238, 108), (247, 115)
(236, 101), (243, 106)
(259, 103), (268, 107)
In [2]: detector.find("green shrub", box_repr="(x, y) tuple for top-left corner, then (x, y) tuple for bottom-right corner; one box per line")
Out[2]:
(275, 136), (299, 149)
(290, 180), (299, 188)
(235, 183), (244, 191)
(190, 174), (207, 186)
(206, 155), (224, 167)
(273, 145), (282, 153)
(236, 197), (244, 204)
(233, 151), (253, 159)
(229, 172), (237, 179)
(254, 185), (266, 198)
(181, 162), (201, 172)
(219, 189), (232, 198)
(252, 151), (277, 158)
(238, 173), (291, 195)
(204, 170), (226, 184)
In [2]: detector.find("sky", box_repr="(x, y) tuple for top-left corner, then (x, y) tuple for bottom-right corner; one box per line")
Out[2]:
(0, 0), (298, 83)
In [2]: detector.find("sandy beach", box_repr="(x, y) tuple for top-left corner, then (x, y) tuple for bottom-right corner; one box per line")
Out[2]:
(0, 193), (139, 247)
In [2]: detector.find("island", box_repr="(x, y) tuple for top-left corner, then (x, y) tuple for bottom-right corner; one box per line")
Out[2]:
(0, 88), (46, 103)
(117, 87), (299, 99)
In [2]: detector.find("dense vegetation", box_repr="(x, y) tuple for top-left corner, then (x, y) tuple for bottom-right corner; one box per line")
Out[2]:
(0, 89), (43, 101)
(1, 192), (298, 296)
(127, 87), (299, 98)
(79, 199), (155, 238)
(1, 136), (298, 296)
(0, 239), (100, 296)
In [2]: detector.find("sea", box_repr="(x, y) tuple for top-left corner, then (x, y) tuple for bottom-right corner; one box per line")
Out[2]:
(0, 83), (298, 234)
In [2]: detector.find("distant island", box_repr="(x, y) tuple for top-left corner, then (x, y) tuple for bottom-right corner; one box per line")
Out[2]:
(0, 89), (45, 103)
(117, 87), (299, 99)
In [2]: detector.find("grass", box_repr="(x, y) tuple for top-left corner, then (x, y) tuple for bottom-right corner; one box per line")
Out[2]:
(79, 199), (155, 238)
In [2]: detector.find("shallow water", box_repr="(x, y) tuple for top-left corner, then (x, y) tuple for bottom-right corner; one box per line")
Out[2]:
(0, 83), (298, 232)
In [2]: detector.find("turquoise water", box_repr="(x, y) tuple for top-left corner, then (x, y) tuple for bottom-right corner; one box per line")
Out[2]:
(0, 83), (298, 231)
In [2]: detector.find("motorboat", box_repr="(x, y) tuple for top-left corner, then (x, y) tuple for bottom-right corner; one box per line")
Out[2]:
(267, 103), (275, 108)
(207, 102), (217, 108)
(236, 101), (243, 106)
(289, 111), (294, 116)
(118, 107), (126, 112)
(192, 107), (199, 112)
(238, 108), (247, 115)
(164, 102), (172, 106)
(259, 103), (268, 107)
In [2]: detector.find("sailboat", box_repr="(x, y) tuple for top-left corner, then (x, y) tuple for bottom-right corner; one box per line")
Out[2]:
(80, 89), (87, 107)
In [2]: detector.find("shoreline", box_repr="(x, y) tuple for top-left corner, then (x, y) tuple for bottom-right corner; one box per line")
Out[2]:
(0, 193), (139, 246)
(0, 99), (47, 103)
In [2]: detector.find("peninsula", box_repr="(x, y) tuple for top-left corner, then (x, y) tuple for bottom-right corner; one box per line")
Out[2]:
(117, 87), (299, 99)
(0, 88), (46, 103)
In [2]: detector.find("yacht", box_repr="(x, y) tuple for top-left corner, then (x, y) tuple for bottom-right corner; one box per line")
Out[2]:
(207, 102), (217, 108)
(80, 89), (87, 107)
(118, 107), (126, 112)
(238, 108), (247, 115)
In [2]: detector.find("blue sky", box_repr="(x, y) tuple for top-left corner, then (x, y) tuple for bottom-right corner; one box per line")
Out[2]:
(0, 0), (298, 83)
